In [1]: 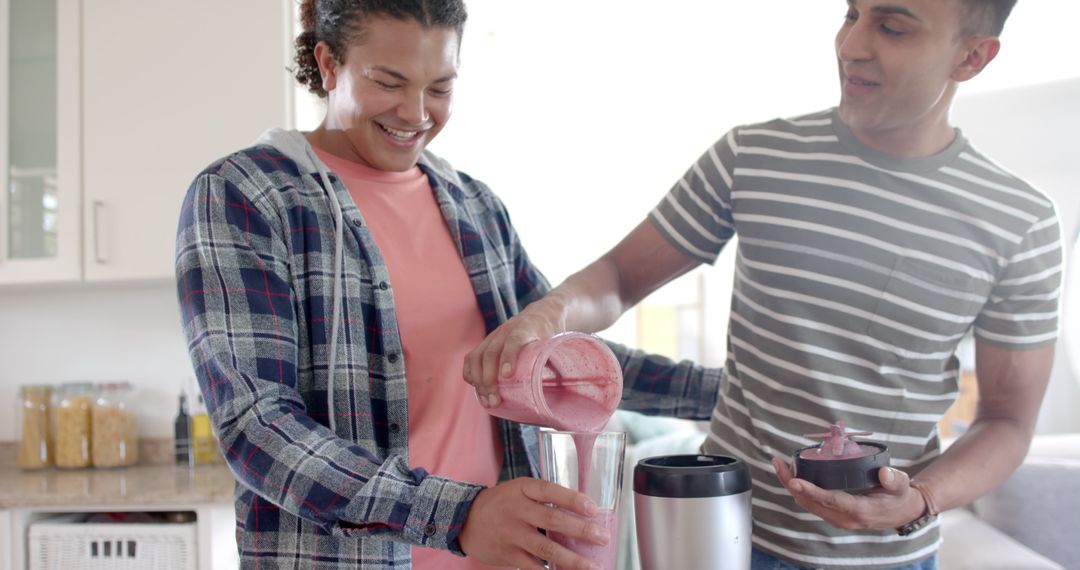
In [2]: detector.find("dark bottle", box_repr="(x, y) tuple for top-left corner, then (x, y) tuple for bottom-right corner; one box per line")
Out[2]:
(174, 393), (192, 465)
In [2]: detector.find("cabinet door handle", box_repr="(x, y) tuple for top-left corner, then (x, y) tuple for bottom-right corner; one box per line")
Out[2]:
(93, 200), (107, 264)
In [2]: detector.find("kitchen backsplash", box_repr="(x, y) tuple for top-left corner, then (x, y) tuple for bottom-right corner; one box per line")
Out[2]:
(0, 281), (193, 441)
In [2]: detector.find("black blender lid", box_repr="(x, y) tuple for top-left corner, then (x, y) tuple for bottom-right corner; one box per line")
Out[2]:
(794, 442), (890, 492)
(634, 454), (751, 498)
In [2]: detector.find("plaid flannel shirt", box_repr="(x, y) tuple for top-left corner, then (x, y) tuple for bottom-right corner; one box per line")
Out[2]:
(175, 129), (721, 568)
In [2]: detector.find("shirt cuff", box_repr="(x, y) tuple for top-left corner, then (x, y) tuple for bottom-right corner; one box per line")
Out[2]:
(402, 475), (485, 554)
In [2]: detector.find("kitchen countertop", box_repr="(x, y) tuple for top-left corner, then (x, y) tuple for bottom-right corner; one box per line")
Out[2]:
(0, 463), (236, 509)
(0, 438), (236, 510)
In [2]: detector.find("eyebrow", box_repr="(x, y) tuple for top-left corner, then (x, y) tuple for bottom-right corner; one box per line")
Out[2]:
(371, 65), (458, 84)
(846, 0), (923, 22)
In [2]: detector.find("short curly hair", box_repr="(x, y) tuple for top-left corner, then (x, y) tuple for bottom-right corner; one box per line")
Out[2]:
(294, 0), (468, 98)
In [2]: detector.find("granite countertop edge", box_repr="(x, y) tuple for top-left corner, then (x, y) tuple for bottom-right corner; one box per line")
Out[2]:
(0, 439), (237, 510)
(0, 463), (237, 509)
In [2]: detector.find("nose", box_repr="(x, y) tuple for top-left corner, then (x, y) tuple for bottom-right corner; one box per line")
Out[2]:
(397, 88), (429, 126)
(836, 20), (872, 63)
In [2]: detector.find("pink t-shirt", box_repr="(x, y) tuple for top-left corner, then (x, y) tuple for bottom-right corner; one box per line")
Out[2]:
(314, 149), (505, 569)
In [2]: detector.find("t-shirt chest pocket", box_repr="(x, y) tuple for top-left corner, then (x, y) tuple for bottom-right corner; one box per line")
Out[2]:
(866, 256), (984, 362)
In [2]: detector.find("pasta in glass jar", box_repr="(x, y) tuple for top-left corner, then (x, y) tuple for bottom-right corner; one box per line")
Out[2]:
(91, 382), (139, 468)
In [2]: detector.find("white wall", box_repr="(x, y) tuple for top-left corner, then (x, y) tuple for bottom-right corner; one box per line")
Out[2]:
(0, 282), (191, 439)
(429, 0), (1080, 283)
(3, 1), (1079, 441)
(952, 78), (1080, 434)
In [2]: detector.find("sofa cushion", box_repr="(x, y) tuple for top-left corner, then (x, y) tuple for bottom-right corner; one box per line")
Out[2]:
(972, 456), (1080, 568)
(940, 509), (1062, 570)
(612, 410), (703, 445)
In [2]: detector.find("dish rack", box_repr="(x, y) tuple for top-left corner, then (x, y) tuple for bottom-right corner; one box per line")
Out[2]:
(28, 514), (198, 570)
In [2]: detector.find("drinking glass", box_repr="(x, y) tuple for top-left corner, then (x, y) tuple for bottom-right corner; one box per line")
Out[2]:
(539, 429), (626, 570)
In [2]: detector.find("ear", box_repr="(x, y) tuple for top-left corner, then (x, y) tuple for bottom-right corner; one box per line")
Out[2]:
(951, 36), (1001, 82)
(313, 41), (339, 93)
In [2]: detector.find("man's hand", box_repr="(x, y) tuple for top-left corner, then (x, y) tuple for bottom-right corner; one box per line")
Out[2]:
(771, 457), (925, 531)
(459, 477), (608, 570)
(463, 299), (564, 409)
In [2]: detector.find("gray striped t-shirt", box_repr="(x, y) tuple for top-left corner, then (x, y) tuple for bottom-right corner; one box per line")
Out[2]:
(649, 108), (1062, 569)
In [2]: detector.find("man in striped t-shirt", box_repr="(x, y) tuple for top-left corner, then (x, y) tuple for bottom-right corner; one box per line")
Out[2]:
(466, 0), (1062, 568)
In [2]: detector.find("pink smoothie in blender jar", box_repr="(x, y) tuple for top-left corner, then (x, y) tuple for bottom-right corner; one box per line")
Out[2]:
(489, 332), (622, 432)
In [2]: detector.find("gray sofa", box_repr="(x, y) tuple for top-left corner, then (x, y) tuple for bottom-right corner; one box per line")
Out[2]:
(939, 433), (1080, 570)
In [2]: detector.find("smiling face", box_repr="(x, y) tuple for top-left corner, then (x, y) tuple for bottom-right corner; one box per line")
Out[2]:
(834, 0), (999, 155)
(313, 16), (460, 172)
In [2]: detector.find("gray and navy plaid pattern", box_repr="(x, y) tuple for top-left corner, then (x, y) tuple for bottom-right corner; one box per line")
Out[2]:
(176, 130), (721, 568)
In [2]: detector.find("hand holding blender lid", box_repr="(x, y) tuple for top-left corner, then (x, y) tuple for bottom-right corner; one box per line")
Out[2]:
(794, 420), (890, 492)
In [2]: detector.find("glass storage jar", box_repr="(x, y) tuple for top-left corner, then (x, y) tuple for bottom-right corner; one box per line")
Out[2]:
(53, 382), (94, 468)
(91, 382), (138, 467)
(16, 384), (53, 469)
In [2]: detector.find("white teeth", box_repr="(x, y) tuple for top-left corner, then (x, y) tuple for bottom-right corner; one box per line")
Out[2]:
(380, 124), (419, 140)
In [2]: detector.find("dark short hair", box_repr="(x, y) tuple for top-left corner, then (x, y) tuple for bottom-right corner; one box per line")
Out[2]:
(293, 0), (468, 98)
(957, 0), (1017, 37)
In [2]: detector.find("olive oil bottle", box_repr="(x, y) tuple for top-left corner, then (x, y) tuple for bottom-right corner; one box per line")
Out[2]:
(190, 394), (217, 465)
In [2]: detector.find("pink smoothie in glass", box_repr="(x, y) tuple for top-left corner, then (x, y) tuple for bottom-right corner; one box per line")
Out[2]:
(562, 431), (621, 569)
(547, 509), (619, 570)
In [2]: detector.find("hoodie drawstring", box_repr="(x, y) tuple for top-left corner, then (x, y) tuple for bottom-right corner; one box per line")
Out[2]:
(307, 147), (345, 434)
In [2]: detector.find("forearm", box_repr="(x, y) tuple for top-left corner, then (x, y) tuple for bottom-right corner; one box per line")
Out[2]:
(535, 218), (701, 334)
(909, 416), (1034, 513)
(910, 342), (1053, 514)
(465, 219), (702, 407)
(211, 375), (483, 550)
(538, 256), (630, 334)
(189, 308), (482, 550)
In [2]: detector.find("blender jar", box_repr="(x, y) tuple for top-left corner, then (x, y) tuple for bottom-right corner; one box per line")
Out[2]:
(488, 332), (623, 431)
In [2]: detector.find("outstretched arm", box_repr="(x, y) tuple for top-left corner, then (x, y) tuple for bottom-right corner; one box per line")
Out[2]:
(463, 218), (701, 407)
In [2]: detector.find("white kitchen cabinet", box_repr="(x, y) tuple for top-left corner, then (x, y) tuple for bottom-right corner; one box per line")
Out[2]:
(1, 0), (292, 285)
(80, 0), (292, 282)
(2, 463), (240, 570)
(0, 509), (12, 570)
(0, 0), (82, 284)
